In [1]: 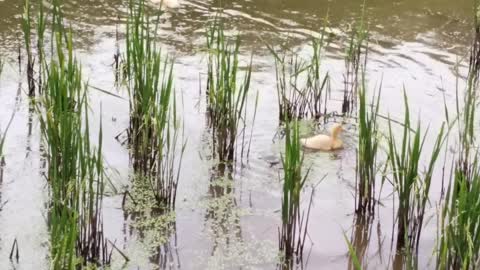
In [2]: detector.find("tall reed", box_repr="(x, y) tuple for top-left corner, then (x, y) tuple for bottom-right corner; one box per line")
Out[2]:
(436, 6), (480, 267)
(205, 17), (252, 162)
(343, 7), (368, 116)
(437, 153), (480, 270)
(270, 33), (330, 121)
(36, 0), (46, 93)
(386, 93), (445, 260)
(278, 120), (312, 268)
(21, 0), (35, 96)
(355, 75), (381, 215)
(38, 4), (109, 267)
(125, 0), (185, 210)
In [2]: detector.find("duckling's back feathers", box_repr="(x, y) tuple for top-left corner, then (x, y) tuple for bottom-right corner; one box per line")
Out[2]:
(300, 134), (343, 151)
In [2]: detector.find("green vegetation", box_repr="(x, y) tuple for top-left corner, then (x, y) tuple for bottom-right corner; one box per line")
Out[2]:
(3, 0), (480, 268)
(278, 120), (311, 268)
(125, 0), (185, 210)
(437, 153), (480, 269)
(36, 0), (46, 93)
(205, 17), (252, 162)
(39, 24), (108, 269)
(35, 3), (109, 268)
(386, 93), (445, 262)
(270, 32), (330, 121)
(355, 75), (381, 215)
(344, 232), (363, 270)
(343, 4), (369, 116)
(21, 0), (35, 96)
(436, 8), (480, 267)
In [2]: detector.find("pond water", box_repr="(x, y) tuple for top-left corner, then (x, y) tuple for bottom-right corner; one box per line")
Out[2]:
(0, 0), (474, 269)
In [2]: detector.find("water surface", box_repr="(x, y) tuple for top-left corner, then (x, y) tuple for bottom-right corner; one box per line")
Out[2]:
(0, 0), (473, 269)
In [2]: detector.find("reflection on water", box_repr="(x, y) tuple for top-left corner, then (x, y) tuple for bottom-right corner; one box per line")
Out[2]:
(0, 0), (475, 269)
(205, 165), (243, 266)
(348, 216), (374, 270)
(149, 226), (181, 269)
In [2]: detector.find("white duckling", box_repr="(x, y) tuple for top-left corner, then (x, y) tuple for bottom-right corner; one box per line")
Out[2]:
(300, 123), (344, 151)
(148, 0), (180, 9)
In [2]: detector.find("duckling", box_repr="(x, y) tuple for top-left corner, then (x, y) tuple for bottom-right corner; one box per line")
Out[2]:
(148, 0), (180, 9)
(300, 123), (343, 151)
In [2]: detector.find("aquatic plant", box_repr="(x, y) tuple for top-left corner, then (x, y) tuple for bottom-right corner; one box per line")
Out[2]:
(270, 32), (330, 121)
(346, 213), (375, 270)
(125, 0), (185, 210)
(278, 120), (312, 268)
(123, 174), (177, 258)
(436, 9), (480, 267)
(38, 4), (109, 268)
(205, 17), (252, 162)
(342, 5), (369, 116)
(21, 0), (35, 96)
(36, 0), (46, 93)
(386, 92), (445, 262)
(437, 152), (480, 270)
(355, 75), (381, 215)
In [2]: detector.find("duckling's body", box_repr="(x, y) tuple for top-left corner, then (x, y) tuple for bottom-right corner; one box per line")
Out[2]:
(300, 123), (343, 151)
(148, 0), (180, 8)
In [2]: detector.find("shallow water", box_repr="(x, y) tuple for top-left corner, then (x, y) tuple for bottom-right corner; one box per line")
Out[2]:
(0, 0), (474, 269)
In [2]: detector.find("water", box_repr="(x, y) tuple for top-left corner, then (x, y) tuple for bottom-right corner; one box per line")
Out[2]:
(0, 0), (473, 269)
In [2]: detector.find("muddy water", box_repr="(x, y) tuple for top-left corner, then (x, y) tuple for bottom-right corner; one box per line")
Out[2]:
(0, 0), (474, 269)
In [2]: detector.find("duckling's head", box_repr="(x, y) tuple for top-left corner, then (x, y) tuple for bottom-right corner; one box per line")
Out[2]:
(330, 123), (343, 138)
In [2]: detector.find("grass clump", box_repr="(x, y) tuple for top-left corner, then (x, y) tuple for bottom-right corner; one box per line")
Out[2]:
(270, 32), (330, 122)
(437, 82), (479, 269)
(436, 7), (480, 267)
(125, 0), (185, 211)
(21, 0), (36, 96)
(38, 4), (109, 268)
(386, 92), (445, 265)
(278, 120), (312, 268)
(437, 154), (480, 270)
(342, 6), (369, 116)
(205, 17), (252, 162)
(355, 76), (381, 215)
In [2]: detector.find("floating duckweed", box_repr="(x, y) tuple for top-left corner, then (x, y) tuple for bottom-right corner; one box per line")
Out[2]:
(125, 175), (177, 250)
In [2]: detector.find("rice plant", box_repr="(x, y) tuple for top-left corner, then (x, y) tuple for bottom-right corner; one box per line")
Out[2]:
(437, 153), (480, 270)
(125, 0), (185, 210)
(436, 6), (480, 267)
(278, 120), (312, 268)
(38, 4), (109, 268)
(342, 5), (369, 116)
(21, 0), (35, 96)
(355, 75), (381, 215)
(205, 17), (252, 162)
(36, 0), (46, 93)
(386, 92), (445, 262)
(270, 32), (330, 122)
